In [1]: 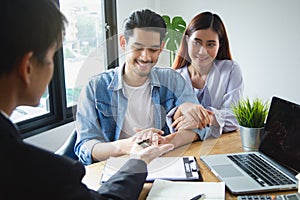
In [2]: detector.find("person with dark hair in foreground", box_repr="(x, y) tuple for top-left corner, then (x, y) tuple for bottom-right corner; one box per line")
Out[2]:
(0, 0), (174, 199)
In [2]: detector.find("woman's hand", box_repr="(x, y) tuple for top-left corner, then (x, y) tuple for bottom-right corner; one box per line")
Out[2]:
(172, 102), (213, 131)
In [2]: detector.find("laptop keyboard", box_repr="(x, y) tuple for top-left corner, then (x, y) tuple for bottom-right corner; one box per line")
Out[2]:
(228, 154), (295, 187)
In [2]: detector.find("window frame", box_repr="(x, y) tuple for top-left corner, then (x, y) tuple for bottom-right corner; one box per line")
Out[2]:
(18, 0), (118, 139)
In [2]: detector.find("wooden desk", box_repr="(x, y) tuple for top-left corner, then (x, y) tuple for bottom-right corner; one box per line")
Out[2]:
(82, 131), (297, 199)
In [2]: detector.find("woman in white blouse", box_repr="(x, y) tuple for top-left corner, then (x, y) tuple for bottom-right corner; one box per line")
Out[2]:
(172, 11), (244, 139)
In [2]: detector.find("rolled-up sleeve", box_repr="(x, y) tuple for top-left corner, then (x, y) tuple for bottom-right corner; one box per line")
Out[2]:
(165, 70), (208, 139)
(75, 79), (104, 165)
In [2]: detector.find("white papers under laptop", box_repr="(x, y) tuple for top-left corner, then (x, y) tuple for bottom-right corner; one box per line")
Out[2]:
(201, 96), (300, 194)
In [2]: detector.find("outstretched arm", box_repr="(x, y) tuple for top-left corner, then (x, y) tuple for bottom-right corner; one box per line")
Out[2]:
(97, 133), (174, 200)
(91, 128), (166, 162)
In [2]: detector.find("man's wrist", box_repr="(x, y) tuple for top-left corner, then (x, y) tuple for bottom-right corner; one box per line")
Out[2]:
(112, 139), (130, 155)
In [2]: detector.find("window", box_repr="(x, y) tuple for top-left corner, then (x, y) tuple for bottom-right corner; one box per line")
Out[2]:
(13, 0), (118, 138)
(60, 0), (106, 107)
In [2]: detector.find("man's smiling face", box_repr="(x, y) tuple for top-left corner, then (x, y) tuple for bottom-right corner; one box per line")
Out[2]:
(121, 28), (164, 81)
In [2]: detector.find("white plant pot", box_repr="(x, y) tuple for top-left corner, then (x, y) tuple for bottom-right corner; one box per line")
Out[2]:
(239, 126), (264, 151)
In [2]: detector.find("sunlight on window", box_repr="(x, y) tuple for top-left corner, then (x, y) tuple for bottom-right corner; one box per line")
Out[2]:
(10, 90), (49, 123)
(10, 0), (107, 123)
(60, 0), (106, 107)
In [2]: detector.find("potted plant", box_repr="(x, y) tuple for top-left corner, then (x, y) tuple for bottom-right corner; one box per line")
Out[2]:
(162, 15), (186, 66)
(232, 97), (270, 151)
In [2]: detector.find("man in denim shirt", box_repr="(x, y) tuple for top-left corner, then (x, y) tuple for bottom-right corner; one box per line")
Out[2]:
(75, 9), (211, 165)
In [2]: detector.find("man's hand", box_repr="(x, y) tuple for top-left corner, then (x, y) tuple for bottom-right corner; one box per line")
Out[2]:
(134, 127), (167, 145)
(130, 132), (174, 164)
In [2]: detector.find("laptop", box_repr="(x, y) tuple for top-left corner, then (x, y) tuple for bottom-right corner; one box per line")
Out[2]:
(201, 96), (300, 194)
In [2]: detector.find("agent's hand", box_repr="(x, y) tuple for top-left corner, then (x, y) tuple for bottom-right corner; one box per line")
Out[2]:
(130, 133), (174, 164)
(173, 102), (213, 130)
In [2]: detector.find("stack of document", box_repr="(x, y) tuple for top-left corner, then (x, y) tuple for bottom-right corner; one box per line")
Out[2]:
(146, 179), (225, 200)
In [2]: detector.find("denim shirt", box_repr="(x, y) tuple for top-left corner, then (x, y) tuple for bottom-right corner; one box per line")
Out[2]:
(75, 65), (200, 165)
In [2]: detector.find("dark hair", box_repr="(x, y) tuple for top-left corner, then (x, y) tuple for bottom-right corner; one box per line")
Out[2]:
(172, 11), (232, 69)
(0, 0), (67, 75)
(122, 9), (166, 43)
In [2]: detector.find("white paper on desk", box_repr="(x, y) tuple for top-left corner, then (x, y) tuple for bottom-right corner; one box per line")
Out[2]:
(146, 179), (225, 200)
(101, 156), (200, 183)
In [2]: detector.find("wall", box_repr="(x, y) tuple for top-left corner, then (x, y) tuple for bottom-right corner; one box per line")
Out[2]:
(117, 0), (300, 104)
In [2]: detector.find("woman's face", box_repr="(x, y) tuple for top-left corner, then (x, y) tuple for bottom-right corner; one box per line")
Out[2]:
(186, 28), (220, 68)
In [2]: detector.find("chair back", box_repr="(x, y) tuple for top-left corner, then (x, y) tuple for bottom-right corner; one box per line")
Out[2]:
(55, 129), (78, 160)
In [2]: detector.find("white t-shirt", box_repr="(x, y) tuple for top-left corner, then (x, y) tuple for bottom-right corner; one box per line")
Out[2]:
(119, 79), (155, 139)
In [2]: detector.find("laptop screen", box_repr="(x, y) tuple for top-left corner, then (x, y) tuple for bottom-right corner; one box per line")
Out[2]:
(259, 96), (300, 173)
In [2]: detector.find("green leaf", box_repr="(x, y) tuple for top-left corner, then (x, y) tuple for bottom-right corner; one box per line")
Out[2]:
(172, 16), (186, 33)
(162, 15), (186, 66)
(232, 97), (270, 128)
(162, 15), (171, 28)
